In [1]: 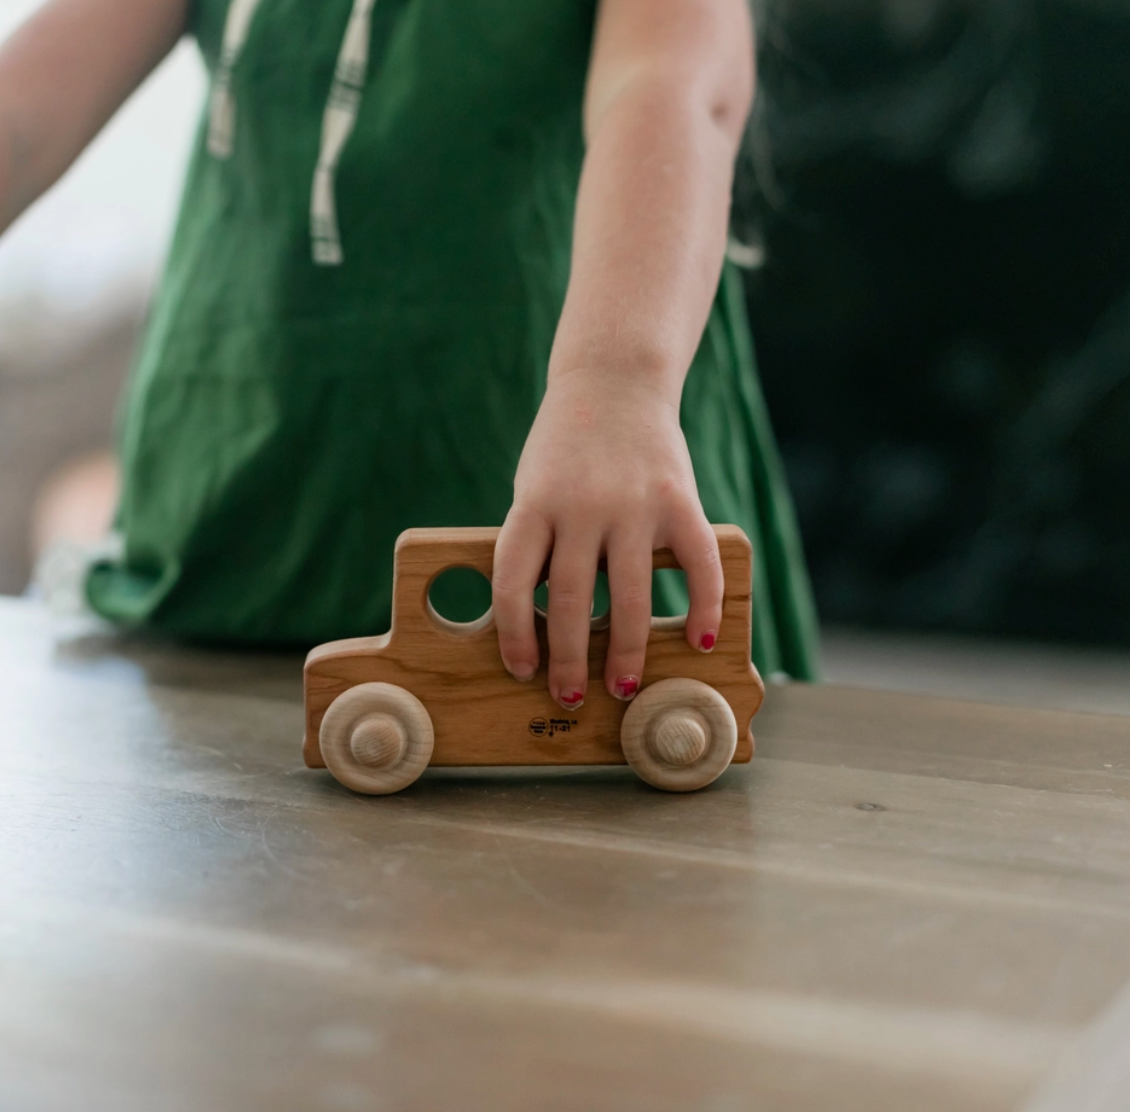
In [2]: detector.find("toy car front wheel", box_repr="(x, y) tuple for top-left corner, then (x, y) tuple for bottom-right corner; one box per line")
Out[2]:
(319, 682), (434, 795)
(619, 678), (738, 792)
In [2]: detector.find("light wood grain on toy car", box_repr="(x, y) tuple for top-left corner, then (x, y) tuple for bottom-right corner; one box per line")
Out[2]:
(303, 525), (764, 769)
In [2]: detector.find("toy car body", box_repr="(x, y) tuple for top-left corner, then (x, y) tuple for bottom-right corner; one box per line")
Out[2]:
(303, 525), (765, 793)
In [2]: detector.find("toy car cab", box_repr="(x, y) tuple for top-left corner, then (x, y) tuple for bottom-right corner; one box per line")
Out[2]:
(303, 525), (765, 793)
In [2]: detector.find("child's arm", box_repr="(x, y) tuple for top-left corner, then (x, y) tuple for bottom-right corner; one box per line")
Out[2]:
(0, 0), (188, 236)
(492, 0), (754, 710)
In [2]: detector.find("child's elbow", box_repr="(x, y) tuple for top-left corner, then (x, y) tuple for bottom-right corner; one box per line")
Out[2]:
(703, 8), (757, 147)
(664, 50), (757, 151)
(585, 55), (754, 153)
(707, 52), (755, 147)
(584, 0), (756, 151)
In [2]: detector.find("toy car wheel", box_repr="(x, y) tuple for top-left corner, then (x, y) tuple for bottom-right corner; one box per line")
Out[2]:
(319, 682), (434, 795)
(619, 677), (738, 792)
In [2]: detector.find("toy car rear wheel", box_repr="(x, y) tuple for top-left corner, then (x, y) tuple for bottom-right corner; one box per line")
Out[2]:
(619, 677), (738, 792)
(319, 682), (434, 795)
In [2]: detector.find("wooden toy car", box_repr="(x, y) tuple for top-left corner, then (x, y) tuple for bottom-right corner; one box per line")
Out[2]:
(303, 525), (765, 794)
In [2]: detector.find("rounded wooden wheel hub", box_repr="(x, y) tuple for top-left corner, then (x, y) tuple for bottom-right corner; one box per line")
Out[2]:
(320, 683), (434, 794)
(350, 713), (407, 769)
(649, 712), (709, 767)
(620, 678), (738, 792)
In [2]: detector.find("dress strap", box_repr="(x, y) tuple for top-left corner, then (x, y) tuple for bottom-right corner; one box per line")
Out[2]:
(207, 0), (267, 158)
(311, 0), (379, 266)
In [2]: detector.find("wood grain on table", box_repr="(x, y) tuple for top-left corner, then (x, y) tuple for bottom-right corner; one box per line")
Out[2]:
(1, 598), (1128, 1112)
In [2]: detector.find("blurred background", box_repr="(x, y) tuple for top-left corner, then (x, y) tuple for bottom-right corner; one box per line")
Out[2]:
(741, 0), (1130, 652)
(1, 0), (1127, 706)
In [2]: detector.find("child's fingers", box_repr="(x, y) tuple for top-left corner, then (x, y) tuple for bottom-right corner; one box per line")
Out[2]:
(545, 534), (600, 710)
(603, 534), (653, 701)
(492, 511), (552, 681)
(670, 514), (724, 654)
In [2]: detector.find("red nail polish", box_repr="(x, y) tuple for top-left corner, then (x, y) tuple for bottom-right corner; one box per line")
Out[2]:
(615, 677), (639, 700)
(700, 631), (716, 651)
(561, 690), (584, 708)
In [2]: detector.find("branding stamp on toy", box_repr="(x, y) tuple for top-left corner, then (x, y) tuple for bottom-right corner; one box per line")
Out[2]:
(529, 716), (578, 738)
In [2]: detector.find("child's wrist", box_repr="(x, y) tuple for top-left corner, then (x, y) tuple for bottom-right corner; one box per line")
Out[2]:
(546, 362), (684, 412)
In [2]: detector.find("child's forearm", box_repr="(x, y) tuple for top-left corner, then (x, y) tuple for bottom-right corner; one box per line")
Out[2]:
(0, 0), (188, 235)
(548, 0), (754, 404)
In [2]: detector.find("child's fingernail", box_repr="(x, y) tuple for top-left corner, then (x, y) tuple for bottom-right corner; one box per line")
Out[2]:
(511, 664), (537, 682)
(559, 690), (585, 710)
(699, 631), (717, 652)
(614, 676), (639, 701)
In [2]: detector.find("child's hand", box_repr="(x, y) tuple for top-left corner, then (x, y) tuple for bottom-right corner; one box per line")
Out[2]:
(492, 372), (722, 709)
(489, 0), (752, 711)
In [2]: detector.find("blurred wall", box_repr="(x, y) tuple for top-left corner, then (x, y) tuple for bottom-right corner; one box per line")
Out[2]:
(743, 0), (1130, 646)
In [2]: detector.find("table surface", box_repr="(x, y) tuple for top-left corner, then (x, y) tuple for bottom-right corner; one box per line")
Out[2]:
(2, 598), (1129, 1112)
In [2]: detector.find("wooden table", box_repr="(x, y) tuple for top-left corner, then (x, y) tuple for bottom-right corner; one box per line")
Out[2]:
(2, 598), (1128, 1112)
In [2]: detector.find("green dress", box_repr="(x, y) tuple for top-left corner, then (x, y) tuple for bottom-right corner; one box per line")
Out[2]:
(87, 0), (821, 680)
